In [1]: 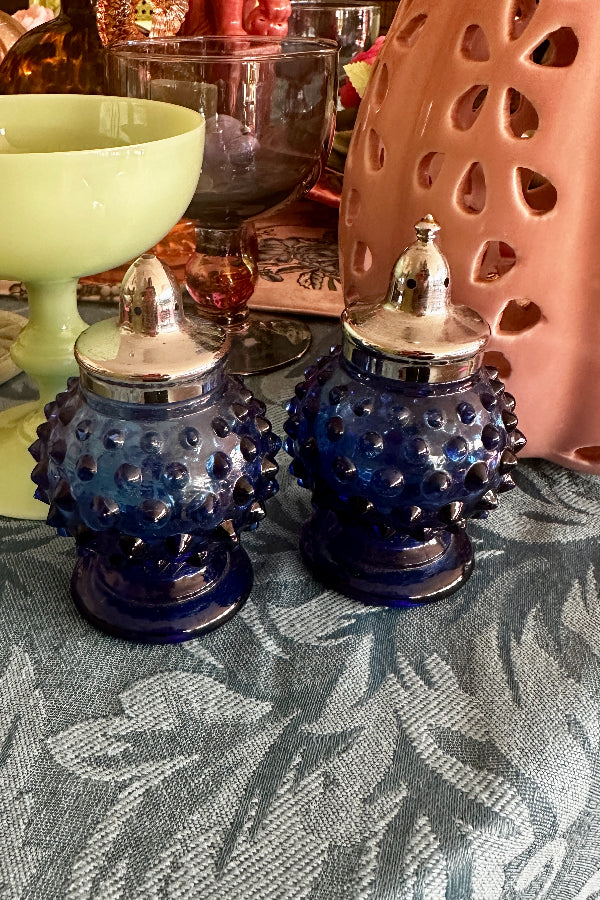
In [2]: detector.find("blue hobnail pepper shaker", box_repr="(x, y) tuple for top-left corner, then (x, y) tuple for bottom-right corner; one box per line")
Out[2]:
(29, 254), (281, 642)
(284, 215), (526, 606)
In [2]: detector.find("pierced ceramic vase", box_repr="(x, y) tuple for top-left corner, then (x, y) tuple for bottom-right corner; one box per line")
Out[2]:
(285, 217), (525, 606)
(340, 0), (598, 471)
(29, 256), (281, 643)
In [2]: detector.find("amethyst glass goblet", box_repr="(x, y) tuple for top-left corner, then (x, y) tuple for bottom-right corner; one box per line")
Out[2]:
(107, 36), (338, 375)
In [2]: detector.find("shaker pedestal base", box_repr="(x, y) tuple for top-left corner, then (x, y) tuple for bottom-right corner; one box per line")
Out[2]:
(300, 510), (473, 607)
(71, 544), (253, 643)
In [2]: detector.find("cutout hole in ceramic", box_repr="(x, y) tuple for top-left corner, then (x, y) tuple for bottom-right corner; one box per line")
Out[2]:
(498, 298), (542, 333)
(517, 167), (557, 214)
(461, 24), (490, 61)
(531, 27), (579, 67)
(352, 241), (373, 274)
(367, 128), (385, 171)
(574, 447), (600, 464)
(507, 88), (539, 138)
(509, 0), (539, 40)
(457, 162), (486, 214)
(417, 151), (445, 189)
(372, 62), (389, 110)
(345, 188), (361, 226)
(483, 350), (512, 378)
(397, 14), (427, 47)
(452, 85), (488, 131)
(477, 241), (516, 281)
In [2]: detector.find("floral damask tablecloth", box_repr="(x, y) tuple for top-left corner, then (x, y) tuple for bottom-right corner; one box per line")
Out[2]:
(1, 301), (600, 900)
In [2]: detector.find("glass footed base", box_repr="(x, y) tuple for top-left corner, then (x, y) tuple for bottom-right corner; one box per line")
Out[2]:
(226, 314), (312, 376)
(300, 510), (474, 606)
(71, 543), (254, 643)
(0, 400), (49, 520)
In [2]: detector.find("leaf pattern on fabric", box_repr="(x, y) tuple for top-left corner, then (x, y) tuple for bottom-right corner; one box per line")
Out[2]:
(475, 612), (599, 833)
(574, 870), (600, 900)
(562, 567), (600, 658)
(3, 316), (600, 899)
(483, 463), (600, 544)
(49, 671), (272, 783)
(0, 647), (46, 898)
(269, 587), (377, 648)
(46, 672), (284, 900)
(398, 815), (449, 899)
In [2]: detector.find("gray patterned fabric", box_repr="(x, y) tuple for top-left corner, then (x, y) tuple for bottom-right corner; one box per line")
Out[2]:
(1, 305), (600, 900)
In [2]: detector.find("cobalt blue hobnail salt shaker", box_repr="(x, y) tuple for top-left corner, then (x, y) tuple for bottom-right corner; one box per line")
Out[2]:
(29, 254), (281, 642)
(284, 215), (526, 606)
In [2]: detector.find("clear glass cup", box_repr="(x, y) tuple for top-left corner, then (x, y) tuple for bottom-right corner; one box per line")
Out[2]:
(107, 36), (338, 375)
(287, 1), (380, 83)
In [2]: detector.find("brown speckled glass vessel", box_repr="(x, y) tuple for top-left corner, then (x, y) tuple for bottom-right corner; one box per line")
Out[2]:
(0, 0), (105, 95)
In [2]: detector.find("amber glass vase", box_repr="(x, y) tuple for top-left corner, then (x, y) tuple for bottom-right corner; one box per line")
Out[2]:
(0, 0), (105, 94)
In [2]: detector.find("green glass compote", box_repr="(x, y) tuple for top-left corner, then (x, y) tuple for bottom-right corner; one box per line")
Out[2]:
(0, 93), (205, 519)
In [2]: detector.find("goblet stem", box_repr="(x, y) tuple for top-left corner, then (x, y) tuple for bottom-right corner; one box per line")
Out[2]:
(0, 278), (87, 520)
(185, 223), (258, 330)
(185, 223), (312, 375)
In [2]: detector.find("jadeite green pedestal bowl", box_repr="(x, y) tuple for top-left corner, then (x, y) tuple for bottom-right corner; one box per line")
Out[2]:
(0, 94), (205, 520)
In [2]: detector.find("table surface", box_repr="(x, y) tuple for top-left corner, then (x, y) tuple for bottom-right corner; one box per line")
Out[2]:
(1, 296), (600, 900)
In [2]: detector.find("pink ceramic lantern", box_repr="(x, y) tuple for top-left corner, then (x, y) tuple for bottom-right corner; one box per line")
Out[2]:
(340, 0), (600, 472)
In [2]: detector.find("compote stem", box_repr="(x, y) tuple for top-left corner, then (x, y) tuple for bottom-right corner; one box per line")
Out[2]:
(11, 279), (87, 410)
(185, 222), (311, 375)
(0, 279), (87, 520)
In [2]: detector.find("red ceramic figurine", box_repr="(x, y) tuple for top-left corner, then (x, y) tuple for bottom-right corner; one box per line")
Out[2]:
(96, 0), (290, 44)
(180, 0), (290, 36)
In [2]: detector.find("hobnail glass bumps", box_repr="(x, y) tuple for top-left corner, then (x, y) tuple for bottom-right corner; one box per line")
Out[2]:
(285, 353), (523, 604)
(285, 216), (526, 605)
(29, 256), (281, 643)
